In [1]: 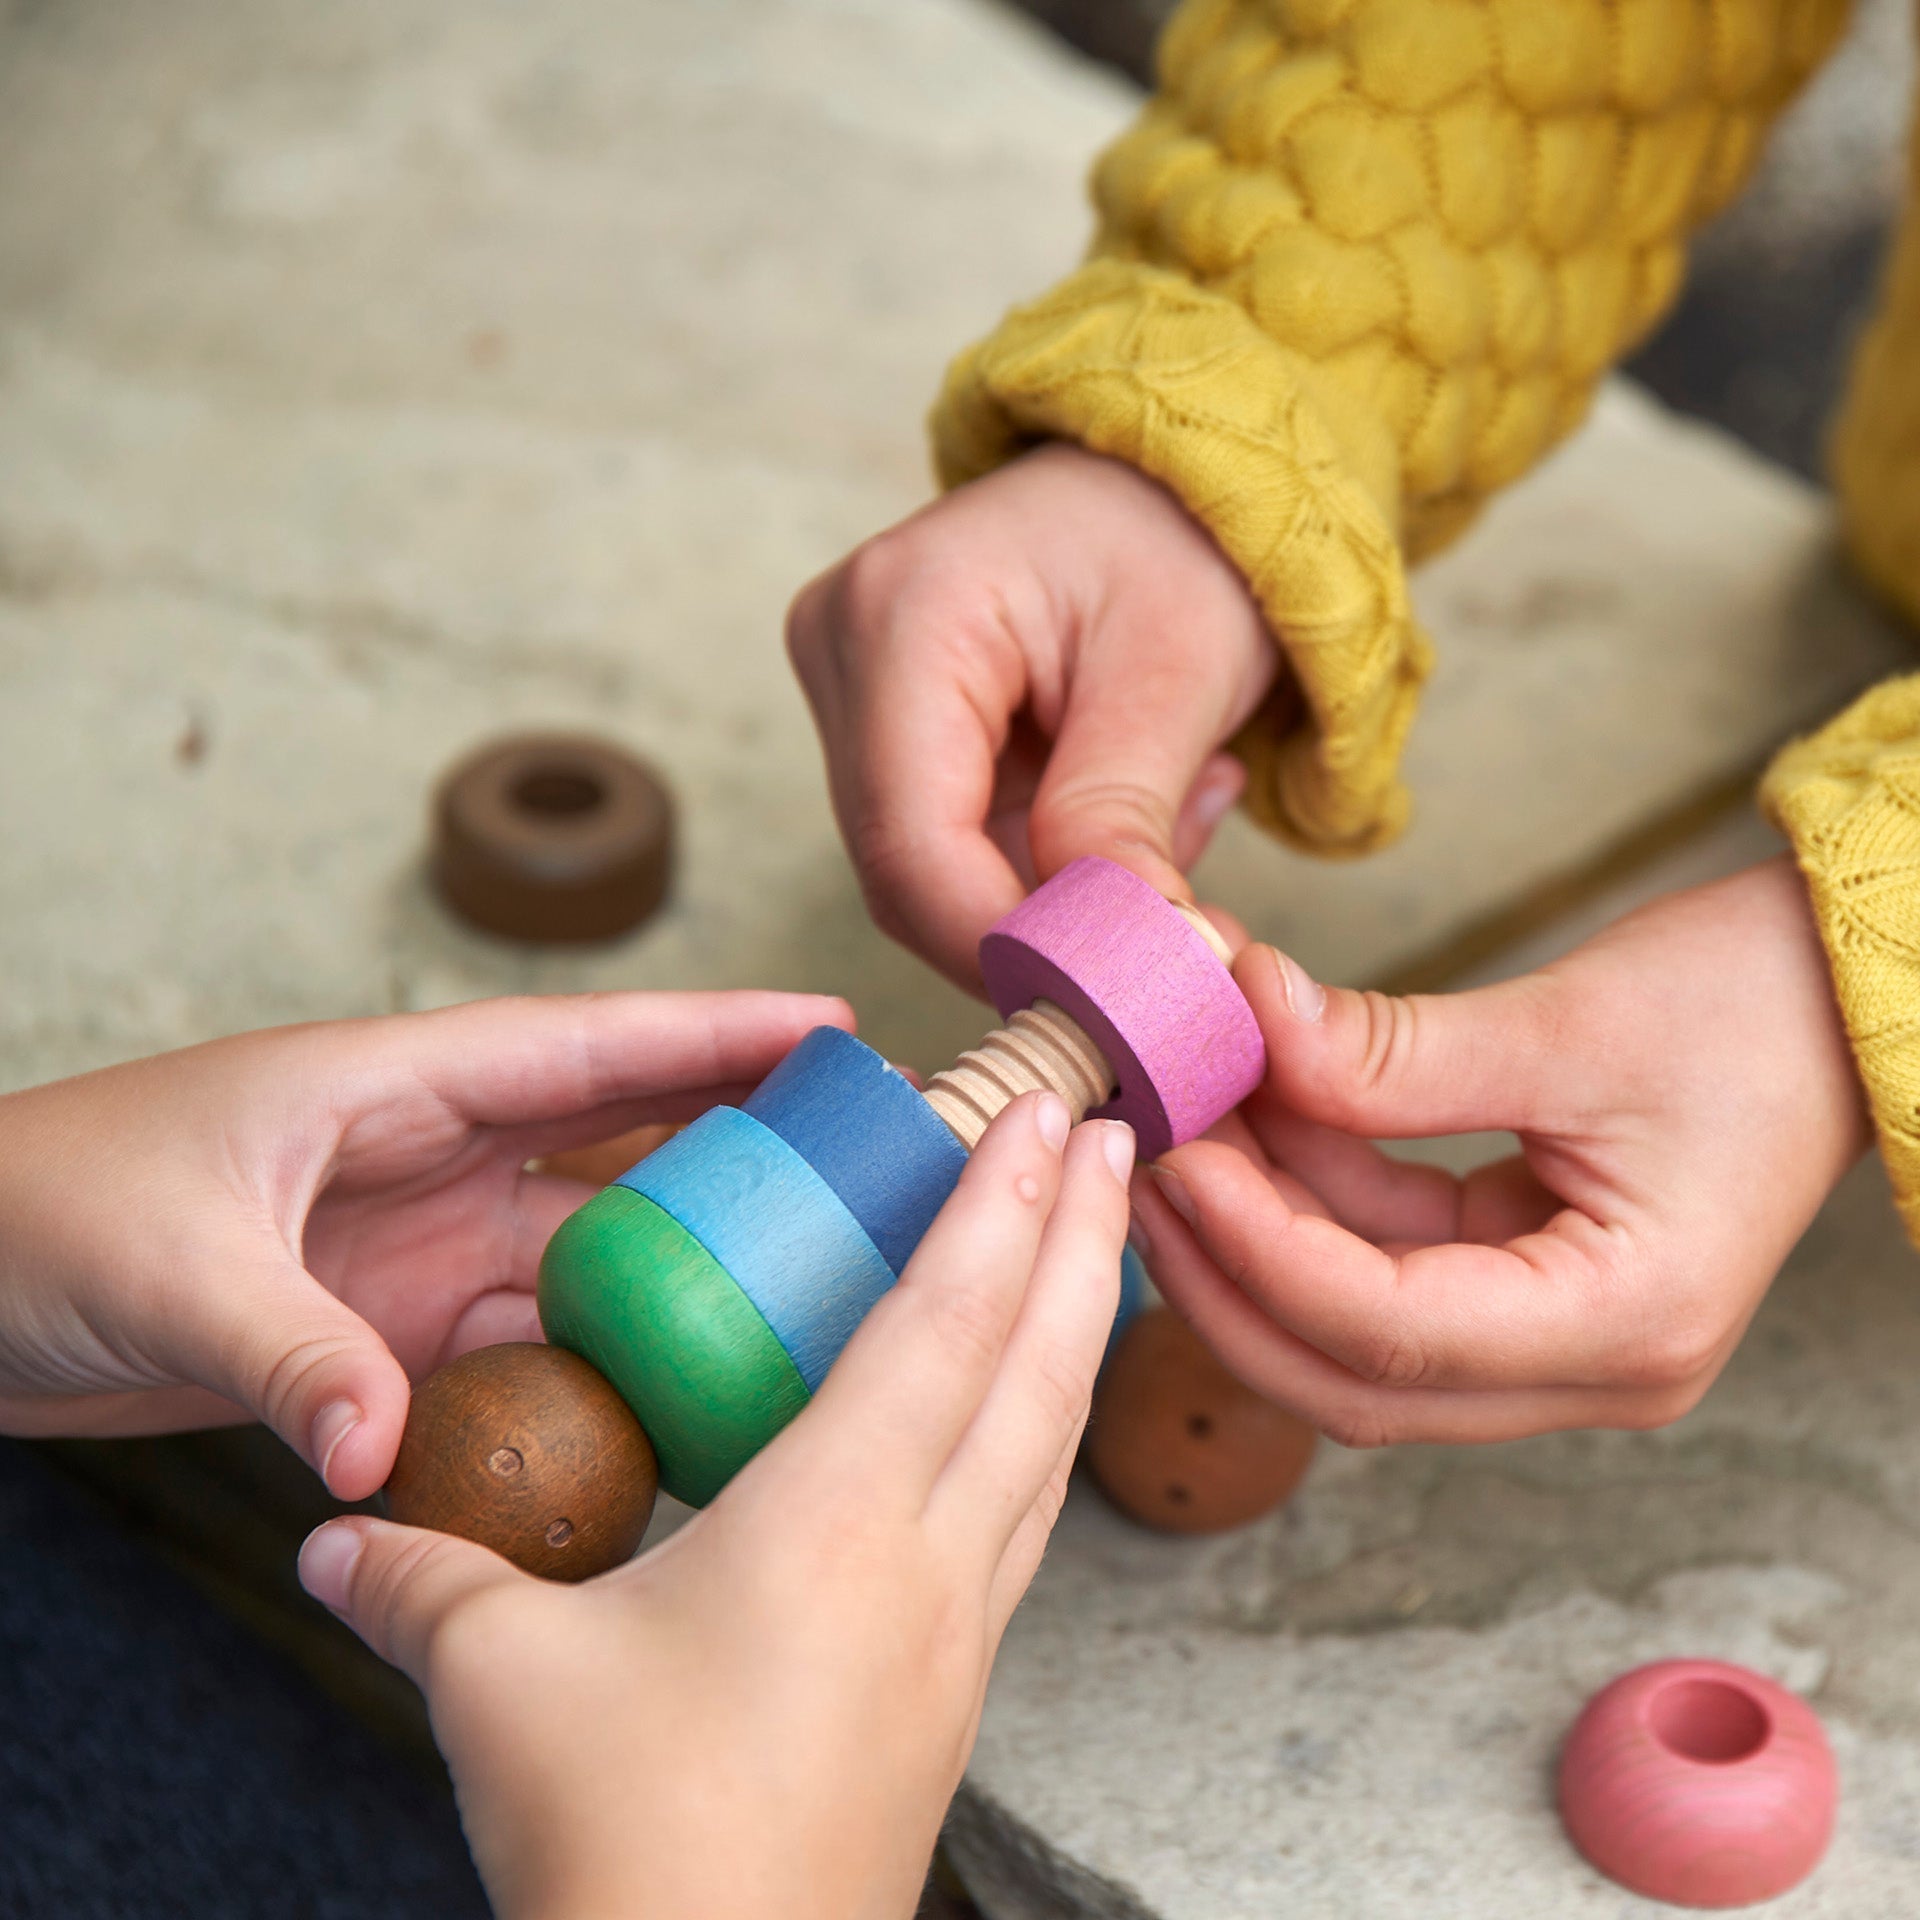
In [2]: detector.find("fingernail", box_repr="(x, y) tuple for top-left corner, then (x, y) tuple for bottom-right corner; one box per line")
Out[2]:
(311, 1400), (363, 1489)
(1096, 1119), (1136, 1184)
(1035, 1092), (1070, 1150)
(1149, 1163), (1197, 1228)
(1267, 946), (1324, 1023)
(1192, 760), (1243, 832)
(298, 1522), (364, 1613)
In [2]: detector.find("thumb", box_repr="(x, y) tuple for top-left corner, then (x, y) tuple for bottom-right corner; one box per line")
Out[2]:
(299, 1516), (524, 1686)
(1026, 663), (1246, 901)
(1236, 942), (1565, 1138)
(160, 1246), (412, 1501)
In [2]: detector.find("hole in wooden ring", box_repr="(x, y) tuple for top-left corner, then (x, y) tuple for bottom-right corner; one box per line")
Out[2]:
(1650, 1678), (1770, 1764)
(512, 768), (606, 818)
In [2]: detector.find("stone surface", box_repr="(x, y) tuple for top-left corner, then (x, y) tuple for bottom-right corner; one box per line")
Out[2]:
(949, 1160), (1920, 1919)
(3, 3), (1919, 1917)
(1, 0), (1911, 1110)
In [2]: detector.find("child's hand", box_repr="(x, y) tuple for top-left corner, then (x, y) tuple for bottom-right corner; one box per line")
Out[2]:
(0, 991), (846, 1499)
(1130, 857), (1871, 1446)
(299, 1095), (1135, 1920)
(788, 443), (1278, 989)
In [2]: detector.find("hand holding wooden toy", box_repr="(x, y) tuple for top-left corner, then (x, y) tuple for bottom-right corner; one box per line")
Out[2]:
(389, 857), (1272, 1565)
(787, 443), (1279, 992)
(302, 1093), (1135, 1920)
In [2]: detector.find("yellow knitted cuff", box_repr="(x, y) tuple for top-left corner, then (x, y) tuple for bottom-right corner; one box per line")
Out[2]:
(932, 257), (1431, 855)
(931, 0), (1850, 855)
(1762, 675), (1920, 1247)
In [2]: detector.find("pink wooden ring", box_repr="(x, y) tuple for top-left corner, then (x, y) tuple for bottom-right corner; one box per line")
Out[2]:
(979, 858), (1265, 1160)
(1558, 1658), (1836, 1908)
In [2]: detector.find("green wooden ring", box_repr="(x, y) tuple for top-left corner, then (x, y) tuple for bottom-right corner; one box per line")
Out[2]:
(537, 1186), (809, 1508)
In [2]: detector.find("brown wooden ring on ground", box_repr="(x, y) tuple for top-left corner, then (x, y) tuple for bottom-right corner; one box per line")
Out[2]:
(385, 1342), (658, 1581)
(1086, 1307), (1317, 1534)
(432, 732), (673, 943)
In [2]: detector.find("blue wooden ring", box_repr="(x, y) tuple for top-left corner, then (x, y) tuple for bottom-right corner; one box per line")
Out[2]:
(743, 1027), (967, 1276)
(617, 1106), (895, 1392)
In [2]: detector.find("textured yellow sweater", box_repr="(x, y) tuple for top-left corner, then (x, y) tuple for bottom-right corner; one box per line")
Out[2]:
(932, 0), (1920, 1239)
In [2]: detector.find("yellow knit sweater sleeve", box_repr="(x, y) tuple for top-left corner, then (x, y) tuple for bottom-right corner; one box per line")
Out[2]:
(1763, 679), (1920, 1245)
(931, 0), (1850, 853)
(1761, 86), (1920, 1243)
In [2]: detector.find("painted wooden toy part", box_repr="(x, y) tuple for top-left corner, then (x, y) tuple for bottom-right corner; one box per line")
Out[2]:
(535, 1120), (682, 1190)
(385, 1342), (657, 1581)
(615, 1106), (894, 1392)
(1558, 1658), (1836, 1908)
(978, 858), (1265, 1160)
(743, 1027), (966, 1274)
(1086, 1307), (1316, 1534)
(432, 731), (673, 943)
(539, 1186), (809, 1507)
(1103, 1244), (1149, 1372)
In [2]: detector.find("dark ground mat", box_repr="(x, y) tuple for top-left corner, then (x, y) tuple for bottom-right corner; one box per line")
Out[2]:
(0, 1437), (490, 1920)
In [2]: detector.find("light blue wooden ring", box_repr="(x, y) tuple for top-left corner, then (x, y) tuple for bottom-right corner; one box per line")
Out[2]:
(743, 1026), (966, 1276)
(616, 1106), (895, 1392)
(1105, 1244), (1148, 1375)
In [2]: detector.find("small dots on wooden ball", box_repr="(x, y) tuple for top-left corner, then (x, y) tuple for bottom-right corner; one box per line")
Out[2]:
(431, 732), (674, 944)
(1086, 1308), (1316, 1534)
(386, 1343), (657, 1581)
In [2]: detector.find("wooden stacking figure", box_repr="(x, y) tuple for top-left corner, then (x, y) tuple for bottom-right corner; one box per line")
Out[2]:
(388, 859), (1268, 1570)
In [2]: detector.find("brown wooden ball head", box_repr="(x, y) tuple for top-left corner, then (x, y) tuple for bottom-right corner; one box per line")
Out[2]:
(432, 732), (673, 943)
(386, 1342), (658, 1581)
(1087, 1308), (1316, 1534)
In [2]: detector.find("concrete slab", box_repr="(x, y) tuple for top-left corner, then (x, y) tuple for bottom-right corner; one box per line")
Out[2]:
(1, 0), (1910, 1107)
(2, 4), (1918, 1916)
(948, 1155), (1920, 1919)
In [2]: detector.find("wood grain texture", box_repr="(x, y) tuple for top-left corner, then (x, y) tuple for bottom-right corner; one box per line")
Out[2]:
(385, 1343), (657, 1580)
(538, 1186), (809, 1507)
(1558, 1659), (1836, 1907)
(1086, 1308), (1316, 1535)
(922, 1001), (1113, 1149)
(742, 1026), (966, 1273)
(979, 858), (1265, 1160)
(615, 1106), (895, 1391)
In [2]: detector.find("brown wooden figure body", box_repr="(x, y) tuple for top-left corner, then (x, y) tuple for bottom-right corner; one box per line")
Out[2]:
(386, 1343), (658, 1580)
(1087, 1308), (1317, 1534)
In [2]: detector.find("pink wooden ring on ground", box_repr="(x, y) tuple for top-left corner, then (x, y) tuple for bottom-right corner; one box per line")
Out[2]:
(1558, 1658), (1836, 1908)
(979, 858), (1265, 1161)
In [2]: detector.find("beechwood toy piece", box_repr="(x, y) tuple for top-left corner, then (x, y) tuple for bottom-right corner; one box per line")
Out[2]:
(432, 731), (675, 944)
(1558, 1658), (1837, 1908)
(387, 857), (1270, 1570)
(1086, 1306), (1316, 1534)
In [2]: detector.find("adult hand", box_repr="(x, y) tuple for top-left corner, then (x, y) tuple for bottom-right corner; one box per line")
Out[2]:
(0, 990), (848, 1497)
(300, 1095), (1136, 1920)
(1131, 858), (1870, 1444)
